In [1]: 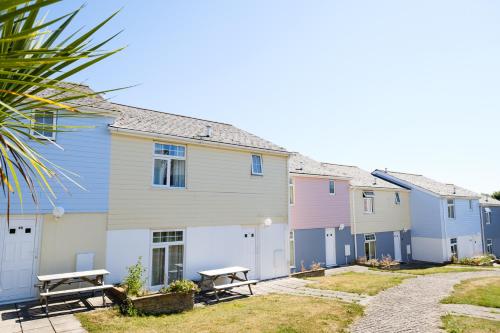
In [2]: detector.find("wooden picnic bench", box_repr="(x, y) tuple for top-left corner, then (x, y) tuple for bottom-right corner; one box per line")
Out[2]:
(37, 269), (112, 314)
(198, 266), (258, 301)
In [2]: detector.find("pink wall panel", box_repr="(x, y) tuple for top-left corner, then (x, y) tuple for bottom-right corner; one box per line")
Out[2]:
(291, 176), (351, 229)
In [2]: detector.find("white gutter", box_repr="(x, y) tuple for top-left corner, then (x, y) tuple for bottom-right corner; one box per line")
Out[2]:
(479, 205), (486, 254)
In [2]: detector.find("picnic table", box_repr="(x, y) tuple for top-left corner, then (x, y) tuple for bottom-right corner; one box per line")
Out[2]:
(37, 269), (112, 314)
(198, 266), (258, 301)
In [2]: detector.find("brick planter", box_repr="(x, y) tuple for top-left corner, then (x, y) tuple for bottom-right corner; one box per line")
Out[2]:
(290, 268), (325, 278)
(108, 287), (194, 315)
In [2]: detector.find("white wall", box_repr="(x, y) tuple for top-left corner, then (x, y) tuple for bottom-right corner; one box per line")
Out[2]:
(411, 237), (446, 262)
(259, 223), (288, 280)
(106, 229), (150, 284)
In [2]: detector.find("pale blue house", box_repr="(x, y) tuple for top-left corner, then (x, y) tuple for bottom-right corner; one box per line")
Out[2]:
(373, 170), (483, 263)
(480, 195), (500, 258)
(0, 84), (118, 303)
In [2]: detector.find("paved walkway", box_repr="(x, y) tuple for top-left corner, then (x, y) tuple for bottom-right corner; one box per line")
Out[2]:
(442, 303), (500, 321)
(350, 269), (500, 333)
(0, 295), (111, 333)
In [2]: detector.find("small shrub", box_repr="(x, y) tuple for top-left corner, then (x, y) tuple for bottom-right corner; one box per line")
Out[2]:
(300, 260), (306, 272)
(366, 259), (379, 267)
(122, 257), (147, 297)
(457, 255), (493, 266)
(160, 280), (199, 294)
(379, 255), (398, 269)
(356, 257), (367, 264)
(310, 261), (322, 271)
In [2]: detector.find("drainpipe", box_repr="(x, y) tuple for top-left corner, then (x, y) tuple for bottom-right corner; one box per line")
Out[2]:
(479, 204), (486, 254)
(442, 198), (449, 262)
(351, 188), (358, 260)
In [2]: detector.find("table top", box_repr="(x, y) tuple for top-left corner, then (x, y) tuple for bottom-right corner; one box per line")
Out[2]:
(37, 269), (109, 282)
(198, 266), (250, 277)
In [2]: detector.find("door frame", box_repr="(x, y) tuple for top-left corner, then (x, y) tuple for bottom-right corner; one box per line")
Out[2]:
(0, 215), (43, 303)
(324, 228), (336, 267)
(393, 231), (402, 262)
(242, 226), (258, 279)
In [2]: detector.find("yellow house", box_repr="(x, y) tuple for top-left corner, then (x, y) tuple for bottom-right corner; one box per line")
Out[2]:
(106, 104), (290, 286)
(323, 163), (412, 262)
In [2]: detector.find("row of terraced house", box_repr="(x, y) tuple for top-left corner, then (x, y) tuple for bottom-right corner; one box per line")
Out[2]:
(0, 84), (499, 304)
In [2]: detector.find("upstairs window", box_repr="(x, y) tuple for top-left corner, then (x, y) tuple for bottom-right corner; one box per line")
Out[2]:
(469, 200), (473, 210)
(447, 199), (455, 219)
(329, 179), (335, 195)
(486, 239), (493, 254)
(289, 178), (295, 205)
(153, 143), (186, 188)
(363, 191), (375, 213)
(251, 154), (263, 175)
(31, 111), (56, 140)
(395, 192), (401, 205)
(485, 208), (492, 225)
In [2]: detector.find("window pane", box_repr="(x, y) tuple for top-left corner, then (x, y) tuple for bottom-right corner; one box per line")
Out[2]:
(154, 143), (185, 157)
(34, 111), (55, 137)
(289, 183), (295, 205)
(329, 180), (335, 194)
(168, 245), (184, 283)
(151, 248), (165, 286)
(289, 232), (295, 267)
(170, 159), (186, 187)
(252, 155), (262, 174)
(153, 159), (168, 185)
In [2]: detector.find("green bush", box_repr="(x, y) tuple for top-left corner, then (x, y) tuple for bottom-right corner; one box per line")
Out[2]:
(160, 280), (199, 294)
(457, 255), (493, 266)
(123, 257), (147, 296)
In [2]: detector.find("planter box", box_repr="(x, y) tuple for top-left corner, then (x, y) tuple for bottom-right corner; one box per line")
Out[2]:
(108, 287), (194, 315)
(358, 263), (401, 270)
(290, 268), (325, 278)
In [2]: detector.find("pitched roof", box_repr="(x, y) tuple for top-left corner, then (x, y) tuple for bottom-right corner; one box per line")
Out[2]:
(289, 153), (348, 178)
(480, 195), (500, 206)
(376, 170), (479, 198)
(109, 103), (288, 153)
(323, 163), (402, 189)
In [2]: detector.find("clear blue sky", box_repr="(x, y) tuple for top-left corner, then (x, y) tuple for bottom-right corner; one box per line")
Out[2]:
(50, 1), (499, 194)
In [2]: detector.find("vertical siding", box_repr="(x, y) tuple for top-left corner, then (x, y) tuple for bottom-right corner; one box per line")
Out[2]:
(352, 188), (411, 234)
(1, 115), (113, 214)
(108, 134), (288, 229)
(291, 176), (350, 229)
(482, 206), (500, 257)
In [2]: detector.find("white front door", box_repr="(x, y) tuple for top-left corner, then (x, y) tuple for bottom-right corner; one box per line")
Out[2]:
(393, 231), (402, 262)
(0, 219), (37, 303)
(325, 228), (336, 267)
(242, 228), (256, 278)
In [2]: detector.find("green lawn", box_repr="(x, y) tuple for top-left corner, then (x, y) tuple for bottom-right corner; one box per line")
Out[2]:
(77, 294), (363, 333)
(306, 272), (412, 296)
(371, 265), (492, 276)
(441, 315), (500, 333)
(441, 277), (500, 308)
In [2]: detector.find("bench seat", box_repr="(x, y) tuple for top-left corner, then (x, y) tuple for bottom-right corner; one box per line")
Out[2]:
(213, 280), (258, 290)
(40, 284), (112, 297)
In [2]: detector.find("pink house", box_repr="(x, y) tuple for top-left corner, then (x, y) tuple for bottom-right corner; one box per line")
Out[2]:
(289, 153), (354, 269)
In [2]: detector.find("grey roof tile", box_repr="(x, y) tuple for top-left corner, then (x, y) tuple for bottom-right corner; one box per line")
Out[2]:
(109, 103), (288, 153)
(480, 195), (500, 206)
(289, 153), (348, 178)
(324, 163), (402, 189)
(377, 170), (479, 198)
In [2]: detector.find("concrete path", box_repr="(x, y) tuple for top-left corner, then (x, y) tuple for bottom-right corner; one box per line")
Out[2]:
(442, 303), (500, 321)
(350, 269), (500, 333)
(0, 295), (111, 333)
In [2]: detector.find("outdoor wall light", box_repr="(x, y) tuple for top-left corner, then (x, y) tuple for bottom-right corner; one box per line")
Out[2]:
(263, 218), (272, 227)
(52, 206), (65, 219)
(339, 224), (345, 230)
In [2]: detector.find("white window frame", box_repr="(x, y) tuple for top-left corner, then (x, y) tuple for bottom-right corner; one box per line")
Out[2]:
(152, 143), (186, 188)
(486, 239), (493, 254)
(485, 208), (491, 225)
(395, 192), (401, 205)
(450, 238), (458, 258)
(329, 179), (335, 195)
(364, 233), (376, 259)
(289, 178), (295, 205)
(150, 229), (185, 288)
(251, 154), (263, 176)
(447, 199), (456, 219)
(363, 191), (375, 214)
(31, 111), (57, 140)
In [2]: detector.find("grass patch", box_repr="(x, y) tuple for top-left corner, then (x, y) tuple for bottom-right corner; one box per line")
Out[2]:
(441, 277), (500, 308)
(306, 272), (412, 296)
(77, 294), (363, 333)
(441, 315), (500, 333)
(370, 265), (492, 275)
